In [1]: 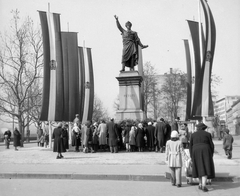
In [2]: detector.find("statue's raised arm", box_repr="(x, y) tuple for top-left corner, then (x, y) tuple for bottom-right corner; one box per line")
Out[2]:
(114, 15), (124, 33)
(114, 15), (148, 72)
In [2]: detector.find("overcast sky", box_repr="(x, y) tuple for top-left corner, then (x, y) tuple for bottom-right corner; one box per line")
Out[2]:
(0, 0), (240, 118)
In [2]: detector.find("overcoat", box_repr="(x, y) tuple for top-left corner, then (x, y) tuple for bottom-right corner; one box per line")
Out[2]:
(106, 121), (118, 147)
(155, 121), (166, 148)
(98, 123), (107, 145)
(123, 126), (131, 144)
(13, 129), (21, 147)
(165, 139), (188, 167)
(223, 134), (234, 151)
(84, 126), (93, 147)
(62, 127), (69, 149)
(189, 130), (215, 179)
(72, 126), (81, 147)
(146, 125), (155, 148)
(129, 128), (136, 145)
(52, 127), (66, 153)
(135, 128), (145, 147)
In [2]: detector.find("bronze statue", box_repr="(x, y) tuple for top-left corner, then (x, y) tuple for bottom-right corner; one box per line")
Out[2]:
(114, 15), (148, 72)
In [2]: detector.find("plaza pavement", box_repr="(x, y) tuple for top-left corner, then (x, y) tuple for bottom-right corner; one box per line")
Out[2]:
(0, 136), (239, 182)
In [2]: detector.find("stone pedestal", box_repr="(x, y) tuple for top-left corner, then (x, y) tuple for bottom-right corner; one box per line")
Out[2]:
(115, 71), (145, 122)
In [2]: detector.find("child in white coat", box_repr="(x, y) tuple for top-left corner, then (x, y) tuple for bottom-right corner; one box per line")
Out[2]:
(165, 130), (190, 187)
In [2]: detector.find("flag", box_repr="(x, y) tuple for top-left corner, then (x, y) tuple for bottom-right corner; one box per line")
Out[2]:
(183, 40), (192, 121)
(61, 32), (79, 121)
(187, 20), (204, 118)
(78, 47), (94, 124)
(39, 11), (64, 121)
(200, 0), (216, 116)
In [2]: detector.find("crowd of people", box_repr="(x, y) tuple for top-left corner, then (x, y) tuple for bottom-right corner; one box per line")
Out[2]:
(2, 114), (235, 192)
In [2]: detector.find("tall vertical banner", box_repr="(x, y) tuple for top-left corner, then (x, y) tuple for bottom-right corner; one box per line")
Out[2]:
(200, 0), (216, 117)
(185, 0), (215, 119)
(61, 32), (79, 121)
(39, 11), (64, 121)
(183, 40), (192, 121)
(78, 47), (94, 124)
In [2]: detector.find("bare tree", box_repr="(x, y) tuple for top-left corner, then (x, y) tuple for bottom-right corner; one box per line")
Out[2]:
(143, 62), (160, 119)
(161, 69), (187, 121)
(0, 10), (43, 146)
(92, 94), (109, 122)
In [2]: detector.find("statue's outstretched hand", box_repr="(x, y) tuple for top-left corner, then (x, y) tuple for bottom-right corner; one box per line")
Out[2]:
(114, 15), (118, 20)
(142, 45), (148, 49)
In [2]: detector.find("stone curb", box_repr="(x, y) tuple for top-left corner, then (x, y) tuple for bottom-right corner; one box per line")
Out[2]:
(0, 173), (239, 182)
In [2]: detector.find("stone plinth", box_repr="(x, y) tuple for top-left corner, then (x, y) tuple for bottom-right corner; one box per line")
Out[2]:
(115, 71), (145, 122)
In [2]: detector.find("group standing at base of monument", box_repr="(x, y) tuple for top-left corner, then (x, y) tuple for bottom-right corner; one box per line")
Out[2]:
(3, 115), (235, 192)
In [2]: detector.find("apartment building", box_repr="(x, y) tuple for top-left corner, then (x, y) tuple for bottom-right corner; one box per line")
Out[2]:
(214, 96), (240, 122)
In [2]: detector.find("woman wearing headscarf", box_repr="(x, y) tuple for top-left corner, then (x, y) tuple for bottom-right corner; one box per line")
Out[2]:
(189, 123), (215, 192)
(52, 122), (66, 159)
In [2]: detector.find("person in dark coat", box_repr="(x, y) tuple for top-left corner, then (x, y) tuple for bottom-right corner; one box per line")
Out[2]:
(135, 123), (145, 152)
(72, 123), (81, 152)
(4, 130), (11, 149)
(106, 118), (119, 153)
(92, 122), (99, 153)
(222, 129), (234, 159)
(146, 122), (155, 151)
(171, 117), (180, 133)
(13, 127), (21, 151)
(155, 118), (166, 153)
(37, 127), (43, 147)
(84, 121), (94, 153)
(62, 124), (69, 151)
(164, 121), (172, 147)
(52, 122), (66, 159)
(189, 123), (215, 192)
(123, 122), (131, 152)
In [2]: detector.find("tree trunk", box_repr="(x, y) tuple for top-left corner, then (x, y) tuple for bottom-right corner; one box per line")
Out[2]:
(18, 115), (24, 147)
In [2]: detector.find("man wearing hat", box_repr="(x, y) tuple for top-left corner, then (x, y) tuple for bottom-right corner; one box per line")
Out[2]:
(154, 118), (167, 153)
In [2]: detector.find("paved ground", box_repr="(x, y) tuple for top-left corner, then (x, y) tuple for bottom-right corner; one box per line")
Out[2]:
(0, 136), (240, 182)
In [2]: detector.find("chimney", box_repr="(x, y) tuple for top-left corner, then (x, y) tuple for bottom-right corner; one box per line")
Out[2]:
(170, 68), (172, 74)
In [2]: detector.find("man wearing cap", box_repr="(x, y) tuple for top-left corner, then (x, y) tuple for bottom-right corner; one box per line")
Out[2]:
(155, 118), (167, 153)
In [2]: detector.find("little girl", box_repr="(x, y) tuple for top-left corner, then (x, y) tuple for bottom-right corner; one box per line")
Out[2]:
(165, 130), (189, 187)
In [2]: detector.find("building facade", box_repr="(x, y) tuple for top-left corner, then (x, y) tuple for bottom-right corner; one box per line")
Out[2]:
(214, 96), (240, 122)
(226, 99), (240, 135)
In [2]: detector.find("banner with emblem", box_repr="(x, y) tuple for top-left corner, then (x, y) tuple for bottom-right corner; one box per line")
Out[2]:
(185, 0), (215, 119)
(38, 11), (64, 121)
(199, 0), (215, 117)
(78, 47), (94, 124)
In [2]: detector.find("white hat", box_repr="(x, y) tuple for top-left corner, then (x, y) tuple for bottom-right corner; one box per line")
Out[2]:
(171, 130), (179, 138)
(148, 122), (152, 125)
